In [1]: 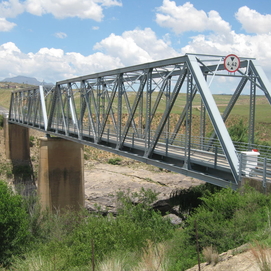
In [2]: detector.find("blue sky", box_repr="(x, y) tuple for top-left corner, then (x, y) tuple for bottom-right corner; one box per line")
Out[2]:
(0, 0), (271, 87)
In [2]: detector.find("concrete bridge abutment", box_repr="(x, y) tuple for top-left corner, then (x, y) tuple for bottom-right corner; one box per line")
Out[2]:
(4, 116), (30, 163)
(38, 137), (85, 212)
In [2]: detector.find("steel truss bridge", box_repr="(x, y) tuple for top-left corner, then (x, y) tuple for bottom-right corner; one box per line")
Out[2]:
(8, 54), (271, 190)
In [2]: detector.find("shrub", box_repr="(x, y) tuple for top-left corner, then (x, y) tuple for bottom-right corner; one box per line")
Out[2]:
(228, 119), (248, 143)
(184, 187), (271, 253)
(61, 188), (174, 268)
(29, 135), (35, 147)
(108, 157), (122, 165)
(251, 242), (271, 271)
(202, 245), (219, 265)
(0, 181), (30, 266)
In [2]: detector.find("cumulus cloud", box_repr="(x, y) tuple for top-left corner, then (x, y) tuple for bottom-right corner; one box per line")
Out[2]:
(0, 0), (122, 22)
(94, 28), (178, 66)
(156, 0), (231, 35)
(0, 0), (24, 18)
(235, 6), (271, 34)
(0, 17), (16, 31)
(178, 6), (271, 66)
(0, 28), (179, 82)
(0, 42), (124, 82)
(181, 32), (271, 74)
(29, 0), (121, 20)
(155, 1), (271, 78)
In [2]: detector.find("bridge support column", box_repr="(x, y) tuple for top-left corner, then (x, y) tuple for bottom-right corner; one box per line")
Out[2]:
(4, 116), (30, 163)
(38, 137), (85, 212)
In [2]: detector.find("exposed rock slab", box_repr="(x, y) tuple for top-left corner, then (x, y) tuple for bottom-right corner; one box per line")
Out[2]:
(84, 163), (204, 213)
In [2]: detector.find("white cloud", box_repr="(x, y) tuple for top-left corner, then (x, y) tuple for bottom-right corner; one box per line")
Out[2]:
(235, 6), (271, 34)
(0, 42), (123, 82)
(156, 0), (231, 35)
(155, 1), (271, 79)
(54, 32), (67, 39)
(94, 28), (178, 66)
(0, 28), (179, 82)
(181, 31), (271, 74)
(0, 17), (16, 31)
(24, 0), (122, 21)
(0, 0), (122, 22)
(0, 0), (24, 18)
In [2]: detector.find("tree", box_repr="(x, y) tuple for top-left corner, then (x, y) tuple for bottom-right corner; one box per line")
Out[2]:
(0, 181), (29, 266)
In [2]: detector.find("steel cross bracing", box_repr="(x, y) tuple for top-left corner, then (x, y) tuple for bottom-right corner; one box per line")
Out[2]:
(8, 54), (271, 190)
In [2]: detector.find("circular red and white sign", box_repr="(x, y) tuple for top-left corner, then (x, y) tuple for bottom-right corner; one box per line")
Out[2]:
(224, 54), (240, 72)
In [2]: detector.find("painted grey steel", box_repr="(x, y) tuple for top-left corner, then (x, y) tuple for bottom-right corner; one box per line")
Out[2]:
(186, 54), (239, 182)
(8, 53), (271, 189)
(249, 60), (271, 104)
(39, 86), (48, 131)
(249, 75), (256, 147)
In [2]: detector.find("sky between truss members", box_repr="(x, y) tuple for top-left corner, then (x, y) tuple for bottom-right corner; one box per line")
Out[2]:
(0, 0), (271, 94)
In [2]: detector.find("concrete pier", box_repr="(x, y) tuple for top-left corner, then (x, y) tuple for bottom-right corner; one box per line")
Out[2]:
(38, 137), (85, 212)
(4, 117), (30, 163)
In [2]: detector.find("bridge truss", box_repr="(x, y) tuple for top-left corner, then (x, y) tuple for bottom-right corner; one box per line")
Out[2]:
(8, 54), (271, 189)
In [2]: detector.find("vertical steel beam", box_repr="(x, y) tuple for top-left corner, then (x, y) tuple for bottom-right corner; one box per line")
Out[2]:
(26, 90), (33, 125)
(32, 89), (41, 127)
(145, 69), (152, 154)
(139, 85), (143, 137)
(184, 71), (193, 169)
(166, 77), (171, 136)
(97, 77), (102, 136)
(200, 99), (206, 150)
(79, 81), (86, 132)
(248, 75), (256, 148)
(117, 74), (123, 149)
(102, 81), (106, 121)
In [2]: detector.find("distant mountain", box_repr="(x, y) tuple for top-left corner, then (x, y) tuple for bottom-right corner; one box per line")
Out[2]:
(1, 76), (53, 86)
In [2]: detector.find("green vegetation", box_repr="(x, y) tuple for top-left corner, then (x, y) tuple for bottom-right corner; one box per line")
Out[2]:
(228, 119), (248, 143)
(108, 157), (122, 165)
(0, 181), (30, 266)
(2, 181), (271, 270)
